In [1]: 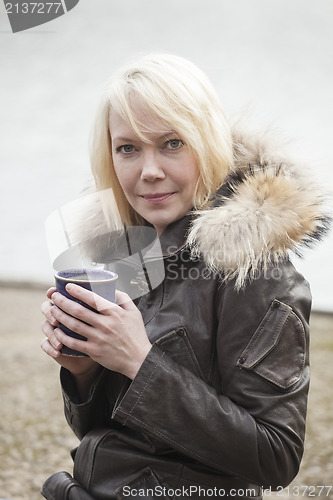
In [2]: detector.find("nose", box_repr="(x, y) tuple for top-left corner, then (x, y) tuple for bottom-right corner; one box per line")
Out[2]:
(140, 150), (165, 182)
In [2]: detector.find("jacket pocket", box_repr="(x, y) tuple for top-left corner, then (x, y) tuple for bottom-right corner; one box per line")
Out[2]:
(155, 327), (205, 380)
(236, 299), (306, 390)
(116, 467), (170, 499)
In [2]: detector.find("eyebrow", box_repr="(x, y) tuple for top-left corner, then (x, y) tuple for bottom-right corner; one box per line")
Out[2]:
(111, 131), (177, 143)
(111, 136), (137, 143)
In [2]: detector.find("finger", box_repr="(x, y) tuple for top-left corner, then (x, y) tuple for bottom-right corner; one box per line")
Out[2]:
(46, 287), (56, 300)
(63, 283), (118, 314)
(115, 290), (137, 310)
(41, 300), (59, 326)
(41, 319), (63, 350)
(40, 336), (61, 358)
(50, 305), (94, 338)
(54, 327), (89, 356)
(51, 291), (101, 327)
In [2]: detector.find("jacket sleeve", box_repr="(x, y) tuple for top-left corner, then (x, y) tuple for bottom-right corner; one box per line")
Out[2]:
(61, 367), (127, 440)
(111, 262), (312, 489)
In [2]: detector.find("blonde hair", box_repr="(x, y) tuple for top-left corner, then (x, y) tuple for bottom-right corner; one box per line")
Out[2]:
(91, 53), (234, 226)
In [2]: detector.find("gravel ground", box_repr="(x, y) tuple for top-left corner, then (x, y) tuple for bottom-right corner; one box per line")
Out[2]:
(0, 286), (332, 500)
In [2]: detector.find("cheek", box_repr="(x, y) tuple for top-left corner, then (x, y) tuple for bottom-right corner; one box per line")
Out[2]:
(182, 160), (200, 191)
(114, 166), (132, 194)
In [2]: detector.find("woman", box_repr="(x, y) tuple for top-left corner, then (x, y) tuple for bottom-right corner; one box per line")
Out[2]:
(40, 54), (330, 499)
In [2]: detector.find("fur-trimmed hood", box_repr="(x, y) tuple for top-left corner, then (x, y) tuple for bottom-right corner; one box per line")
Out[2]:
(187, 127), (331, 289)
(66, 126), (331, 291)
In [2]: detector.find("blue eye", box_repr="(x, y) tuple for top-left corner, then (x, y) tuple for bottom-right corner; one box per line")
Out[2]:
(118, 145), (135, 154)
(166, 139), (184, 150)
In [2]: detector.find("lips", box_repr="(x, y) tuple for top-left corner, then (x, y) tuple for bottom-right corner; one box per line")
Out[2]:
(140, 193), (175, 203)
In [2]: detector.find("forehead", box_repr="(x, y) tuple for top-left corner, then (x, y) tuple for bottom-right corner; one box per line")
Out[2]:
(109, 93), (173, 141)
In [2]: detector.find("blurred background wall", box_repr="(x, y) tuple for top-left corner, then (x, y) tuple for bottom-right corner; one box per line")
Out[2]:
(0, 0), (332, 310)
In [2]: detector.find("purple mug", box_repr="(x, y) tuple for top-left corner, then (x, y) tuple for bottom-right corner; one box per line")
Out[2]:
(54, 268), (118, 356)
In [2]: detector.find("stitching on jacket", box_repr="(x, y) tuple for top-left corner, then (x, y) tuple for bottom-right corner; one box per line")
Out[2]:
(252, 312), (306, 389)
(121, 353), (164, 426)
(181, 337), (202, 378)
(158, 331), (204, 380)
(239, 301), (291, 367)
(291, 311), (307, 370)
(253, 304), (290, 363)
(114, 408), (239, 477)
(142, 279), (165, 326)
(242, 307), (274, 355)
(206, 341), (216, 384)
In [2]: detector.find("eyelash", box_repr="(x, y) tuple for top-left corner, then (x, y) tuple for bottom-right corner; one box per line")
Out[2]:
(116, 139), (185, 155)
(116, 145), (136, 154)
(164, 139), (184, 150)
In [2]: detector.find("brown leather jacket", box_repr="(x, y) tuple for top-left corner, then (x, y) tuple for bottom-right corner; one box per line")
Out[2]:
(41, 128), (330, 500)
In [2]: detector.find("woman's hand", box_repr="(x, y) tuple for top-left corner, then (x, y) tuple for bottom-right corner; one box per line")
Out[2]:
(46, 285), (152, 380)
(41, 287), (100, 378)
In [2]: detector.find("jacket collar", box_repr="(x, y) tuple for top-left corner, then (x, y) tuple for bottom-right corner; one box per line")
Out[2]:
(158, 213), (194, 258)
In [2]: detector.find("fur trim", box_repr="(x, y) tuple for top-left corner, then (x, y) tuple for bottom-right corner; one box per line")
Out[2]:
(187, 127), (331, 290)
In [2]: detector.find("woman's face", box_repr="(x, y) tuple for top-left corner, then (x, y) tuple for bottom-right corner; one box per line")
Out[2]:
(109, 108), (199, 236)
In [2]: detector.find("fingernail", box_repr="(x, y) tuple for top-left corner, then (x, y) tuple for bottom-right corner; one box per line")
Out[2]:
(50, 315), (57, 326)
(66, 283), (73, 292)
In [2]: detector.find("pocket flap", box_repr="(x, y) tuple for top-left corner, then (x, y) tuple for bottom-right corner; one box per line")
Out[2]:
(155, 328), (205, 380)
(237, 300), (292, 369)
